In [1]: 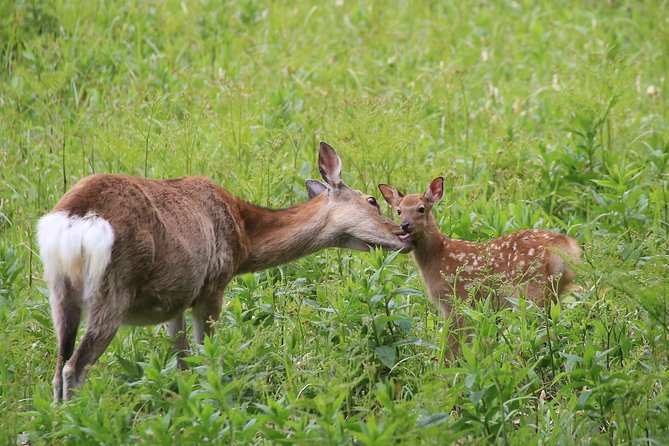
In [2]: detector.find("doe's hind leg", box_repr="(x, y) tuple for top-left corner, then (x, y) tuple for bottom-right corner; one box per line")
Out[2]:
(62, 292), (127, 401)
(49, 278), (82, 403)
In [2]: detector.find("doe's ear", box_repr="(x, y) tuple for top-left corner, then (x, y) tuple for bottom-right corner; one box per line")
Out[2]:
(424, 177), (444, 204)
(306, 180), (329, 199)
(318, 141), (343, 188)
(378, 184), (404, 207)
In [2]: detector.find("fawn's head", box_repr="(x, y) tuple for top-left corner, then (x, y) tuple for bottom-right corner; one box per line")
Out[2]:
(379, 177), (444, 235)
(305, 142), (414, 253)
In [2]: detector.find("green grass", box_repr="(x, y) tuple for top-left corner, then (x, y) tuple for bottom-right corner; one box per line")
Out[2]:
(1, 0), (668, 444)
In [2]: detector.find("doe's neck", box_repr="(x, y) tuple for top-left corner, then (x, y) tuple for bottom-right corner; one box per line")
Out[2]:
(236, 194), (333, 273)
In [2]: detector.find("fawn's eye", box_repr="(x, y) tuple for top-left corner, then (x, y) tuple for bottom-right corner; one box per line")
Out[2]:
(367, 197), (378, 207)
(418, 205), (426, 214)
(397, 209), (402, 215)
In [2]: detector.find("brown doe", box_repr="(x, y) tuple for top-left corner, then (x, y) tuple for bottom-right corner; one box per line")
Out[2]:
(379, 177), (581, 353)
(38, 142), (413, 401)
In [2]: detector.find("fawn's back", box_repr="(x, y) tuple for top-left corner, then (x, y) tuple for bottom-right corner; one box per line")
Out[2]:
(420, 229), (580, 308)
(380, 177), (581, 310)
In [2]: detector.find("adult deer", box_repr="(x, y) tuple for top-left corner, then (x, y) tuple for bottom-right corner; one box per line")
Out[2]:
(38, 142), (413, 401)
(379, 177), (581, 353)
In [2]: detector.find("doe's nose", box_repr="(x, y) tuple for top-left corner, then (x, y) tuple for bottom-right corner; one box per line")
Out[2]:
(401, 222), (411, 233)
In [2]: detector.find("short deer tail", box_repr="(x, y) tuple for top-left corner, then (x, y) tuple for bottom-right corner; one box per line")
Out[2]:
(37, 211), (114, 299)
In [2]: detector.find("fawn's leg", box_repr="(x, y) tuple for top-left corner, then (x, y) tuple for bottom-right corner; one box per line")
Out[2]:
(439, 295), (469, 359)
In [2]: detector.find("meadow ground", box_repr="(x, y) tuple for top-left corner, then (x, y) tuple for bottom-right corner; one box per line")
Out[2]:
(1, 0), (668, 444)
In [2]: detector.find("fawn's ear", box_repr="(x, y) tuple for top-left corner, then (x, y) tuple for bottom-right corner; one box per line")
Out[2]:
(378, 184), (404, 207)
(306, 180), (329, 199)
(424, 177), (444, 204)
(318, 142), (343, 189)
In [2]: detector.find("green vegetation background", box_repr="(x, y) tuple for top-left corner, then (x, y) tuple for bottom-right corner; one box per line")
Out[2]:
(1, 0), (668, 444)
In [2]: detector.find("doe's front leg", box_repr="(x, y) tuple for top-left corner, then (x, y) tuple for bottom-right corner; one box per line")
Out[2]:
(192, 289), (225, 345)
(167, 311), (189, 370)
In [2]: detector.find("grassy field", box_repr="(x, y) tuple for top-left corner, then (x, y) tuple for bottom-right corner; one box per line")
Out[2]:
(1, 0), (668, 444)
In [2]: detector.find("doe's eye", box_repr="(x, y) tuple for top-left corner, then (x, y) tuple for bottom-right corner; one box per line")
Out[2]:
(367, 197), (378, 207)
(418, 205), (426, 214)
(397, 209), (402, 215)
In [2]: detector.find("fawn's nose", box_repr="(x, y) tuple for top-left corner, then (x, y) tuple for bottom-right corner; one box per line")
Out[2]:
(401, 222), (411, 233)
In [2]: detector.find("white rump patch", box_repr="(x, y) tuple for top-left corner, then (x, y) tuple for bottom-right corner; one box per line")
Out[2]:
(37, 211), (114, 299)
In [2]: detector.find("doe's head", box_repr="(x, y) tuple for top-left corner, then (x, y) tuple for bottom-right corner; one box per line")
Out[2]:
(305, 142), (414, 253)
(379, 177), (444, 235)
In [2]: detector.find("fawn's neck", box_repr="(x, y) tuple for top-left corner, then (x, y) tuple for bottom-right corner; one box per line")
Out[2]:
(412, 215), (447, 268)
(236, 194), (334, 274)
